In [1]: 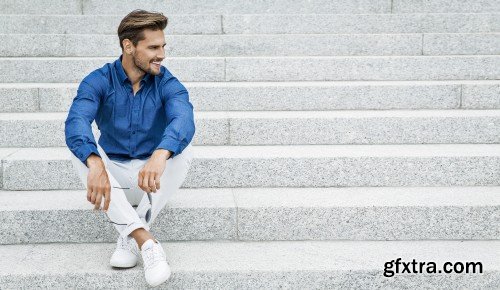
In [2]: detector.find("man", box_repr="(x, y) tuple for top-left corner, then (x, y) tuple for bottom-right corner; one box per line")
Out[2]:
(64, 9), (195, 287)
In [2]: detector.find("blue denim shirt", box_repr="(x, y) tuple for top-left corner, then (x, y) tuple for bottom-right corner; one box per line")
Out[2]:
(64, 54), (195, 167)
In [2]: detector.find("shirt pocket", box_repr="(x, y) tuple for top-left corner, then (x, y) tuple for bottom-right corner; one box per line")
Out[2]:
(144, 94), (158, 110)
(144, 94), (161, 116)
(101, 90), (116, 118)
(115, 102), (129, 118)
(103, 91), (129, 118)
(142, 95), (162, 127)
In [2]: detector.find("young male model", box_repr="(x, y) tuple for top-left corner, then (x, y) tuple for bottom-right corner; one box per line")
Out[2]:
(64, 9), (195, 287)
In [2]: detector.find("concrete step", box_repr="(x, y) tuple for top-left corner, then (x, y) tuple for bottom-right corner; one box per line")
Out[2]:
(0, 188), (235, 244)
(1, 13), (498, 34)
(0, 240), (498, 288)
(2, 0), (499, 15)
(1, 144), (499, 190)
(393, 0), (500, 13)
(1, 56), (499, 83)
(223, 13), (499, 34)
(0, 57), (224, 83)
(3, 33), (499, 58)
(224, 55), (500, 81)
(0, 186), (498, 244)
(0, 14), (221, 35)
(0, 33), (423, 57)
(1, 81), (498, 113)
(423, 33), (500, 55)
(1, 110), (499, 147)
(0, 0), (392, 15)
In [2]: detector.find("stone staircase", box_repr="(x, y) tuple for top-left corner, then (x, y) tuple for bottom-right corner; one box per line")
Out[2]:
(0, 0), (499, 288)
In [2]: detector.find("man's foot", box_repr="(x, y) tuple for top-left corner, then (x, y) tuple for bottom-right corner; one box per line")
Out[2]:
(140, 238), (171, 287)
(109, 234), (140, 268)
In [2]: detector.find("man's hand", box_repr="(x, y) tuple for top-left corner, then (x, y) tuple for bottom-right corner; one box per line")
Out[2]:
(138, 149), (171, 193)
(86, 154), (111, 212)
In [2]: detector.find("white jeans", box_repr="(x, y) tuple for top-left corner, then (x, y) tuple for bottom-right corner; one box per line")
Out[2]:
(69, 131), (194, 239)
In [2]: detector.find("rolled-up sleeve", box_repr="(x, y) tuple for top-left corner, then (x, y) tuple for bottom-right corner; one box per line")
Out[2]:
(64, 75), (103, 167)
(155, 76), (195, 159)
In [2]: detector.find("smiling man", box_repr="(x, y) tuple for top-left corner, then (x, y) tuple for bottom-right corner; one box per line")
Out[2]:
(64, 10), (195, 287)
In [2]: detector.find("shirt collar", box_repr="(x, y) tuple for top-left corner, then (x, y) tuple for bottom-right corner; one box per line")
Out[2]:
(115, 54), (154, 85)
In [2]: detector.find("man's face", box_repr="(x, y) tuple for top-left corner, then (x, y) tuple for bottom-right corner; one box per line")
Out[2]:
(128, 29), (166, 76)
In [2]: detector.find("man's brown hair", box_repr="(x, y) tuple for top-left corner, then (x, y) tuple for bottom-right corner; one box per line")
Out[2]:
(117, 9), (168, 51)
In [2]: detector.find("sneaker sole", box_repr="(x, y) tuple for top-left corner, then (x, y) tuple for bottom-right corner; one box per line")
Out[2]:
(147, 268), (171, 287)
(110, 257), (138, 268)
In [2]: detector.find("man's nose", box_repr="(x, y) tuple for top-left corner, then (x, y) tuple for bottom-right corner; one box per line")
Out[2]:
(158, 47), (165, 60)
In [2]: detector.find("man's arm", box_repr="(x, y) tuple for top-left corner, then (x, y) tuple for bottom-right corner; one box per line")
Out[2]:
(152, 148), (174, 160)
(64, 77), (103, 167)
(155, 76), (195, 159)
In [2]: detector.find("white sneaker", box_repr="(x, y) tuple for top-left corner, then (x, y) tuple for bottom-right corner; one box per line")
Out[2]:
(109, 235), (140, 268)
(140, 238), (172, 287)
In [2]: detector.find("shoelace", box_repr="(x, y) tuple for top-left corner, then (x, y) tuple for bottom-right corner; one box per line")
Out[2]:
(142, 243), (166, 270)
(118, 236), (139, 256)
(117, 236), (130, 251)
(129, 239), (140, 256)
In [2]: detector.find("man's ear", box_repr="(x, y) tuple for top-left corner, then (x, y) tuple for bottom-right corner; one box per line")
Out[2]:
(122, 39), (133, 55)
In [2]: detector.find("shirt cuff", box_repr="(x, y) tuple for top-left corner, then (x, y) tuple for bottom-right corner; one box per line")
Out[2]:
(76, 144), (101, 167)
(156, 138), (181, 159)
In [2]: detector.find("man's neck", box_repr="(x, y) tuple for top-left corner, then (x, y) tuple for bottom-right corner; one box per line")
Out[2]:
(121, 55), (146, 86)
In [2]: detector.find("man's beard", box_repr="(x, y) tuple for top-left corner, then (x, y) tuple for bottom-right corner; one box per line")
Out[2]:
(132, 53), (157, 75)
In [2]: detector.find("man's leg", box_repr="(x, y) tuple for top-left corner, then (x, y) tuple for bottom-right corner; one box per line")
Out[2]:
(69, 143), (148, 239)
(148, 142), (194, 227)
(106, 143), (193, 249)
(107, 159), (152, 232)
